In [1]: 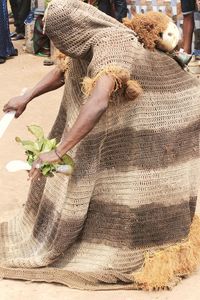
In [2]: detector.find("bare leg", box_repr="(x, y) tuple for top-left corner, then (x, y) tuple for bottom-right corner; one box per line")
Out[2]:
(182, 13), (194, 54)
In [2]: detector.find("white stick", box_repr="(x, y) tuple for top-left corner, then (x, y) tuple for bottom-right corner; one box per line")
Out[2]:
(6, 160), (73, 175)
(6, 160), (31, 172)
(0, 111), (16, 138)
(0, 88), (27, 139)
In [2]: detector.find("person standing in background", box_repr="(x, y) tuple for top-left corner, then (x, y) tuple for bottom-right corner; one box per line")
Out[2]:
(9, 0), (31, 40)
(112, 0), (128, 22)
(181, 0), (195, 54)
(86, 0), (127, 22)
(99, 0), (127, 22)
(98, 0), (113, 16)
(0, 0), (17, 63)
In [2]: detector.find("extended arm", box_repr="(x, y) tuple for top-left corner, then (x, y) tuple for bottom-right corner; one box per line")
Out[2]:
(57, 74), (114, 156)
(23, 67), (65, 101)
(3, 67), (65, 118)
(29, 74), (115, 179)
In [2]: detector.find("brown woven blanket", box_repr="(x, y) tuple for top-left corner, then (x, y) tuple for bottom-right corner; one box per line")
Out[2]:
(1, 0), (200, 291)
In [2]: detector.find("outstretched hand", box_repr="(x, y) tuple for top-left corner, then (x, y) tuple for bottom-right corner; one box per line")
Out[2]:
(28, 150), (61, 181)
(3, 95), (29, 118)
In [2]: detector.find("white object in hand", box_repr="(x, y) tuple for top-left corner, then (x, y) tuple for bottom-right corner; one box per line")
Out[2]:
(0, 111), (16, 138)
(6, 160), (31, 172)
(6, 160), (73, 175)
(56, 164), (73, 175)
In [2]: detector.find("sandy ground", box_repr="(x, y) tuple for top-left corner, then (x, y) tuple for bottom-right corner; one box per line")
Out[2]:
(1, 41), (200, 300)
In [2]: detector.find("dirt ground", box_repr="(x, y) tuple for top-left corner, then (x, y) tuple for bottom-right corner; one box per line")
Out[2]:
(1, 40), (200, 300)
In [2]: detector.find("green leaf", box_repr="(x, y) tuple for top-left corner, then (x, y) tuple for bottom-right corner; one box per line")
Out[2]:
(27, 125), (44, 140)
(22, 140), (34, 145)
(23, 144), (39, 154)
(41, 163), (56, 176)
(41, 165), (51, 175)
(27, 157), (34, 165)
(16, 124), (74, 177)
(15, 137), (37, 150)
(34, 140), (44, 151)
(41, 138), (57, 153)
(61, 154), (75, 168)
(26, 151), (35, 164)
(50, 138), (57, 148)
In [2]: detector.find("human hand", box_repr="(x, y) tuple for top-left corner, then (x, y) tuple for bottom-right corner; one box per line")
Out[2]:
(3, 95), (30, 118)
(28, 150), (61, 180)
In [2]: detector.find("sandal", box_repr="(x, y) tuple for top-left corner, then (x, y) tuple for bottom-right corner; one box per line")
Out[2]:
(0, 57), (6, 64)
(43, 58), (54, 66)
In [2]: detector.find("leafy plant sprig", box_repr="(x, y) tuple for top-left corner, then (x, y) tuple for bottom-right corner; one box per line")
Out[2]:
(16, 125), (74, 177)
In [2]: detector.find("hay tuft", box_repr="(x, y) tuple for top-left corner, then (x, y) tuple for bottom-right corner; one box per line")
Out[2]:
(133, 216), (200, 290)
(82, 65), (142, 101)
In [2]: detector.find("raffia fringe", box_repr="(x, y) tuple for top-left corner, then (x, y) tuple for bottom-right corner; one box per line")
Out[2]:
(53, 50), (70, 73)
(123, 12), (169, 50)
(133, 215), (200, 291)
(82, 65), (142, 101)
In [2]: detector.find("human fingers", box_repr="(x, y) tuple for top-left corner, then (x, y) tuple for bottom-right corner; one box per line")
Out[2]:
(3, 98), (18, 111)
(29, 159), (42, 179)
(3, 96), (26, 113)
(3, 103), (19, 114)
(3, 103), (14, 113)
(28, 168), (41, 181)
(15, 106), (26, 118)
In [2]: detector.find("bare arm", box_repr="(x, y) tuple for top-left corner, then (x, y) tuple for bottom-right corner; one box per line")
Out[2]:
(23, 67), (65, 102)
(3, 67), (64, 117)
(57, 74), (115, 156)
(29, 75), (115, 179)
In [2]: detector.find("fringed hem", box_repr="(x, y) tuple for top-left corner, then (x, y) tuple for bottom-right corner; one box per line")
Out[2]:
(133, 215), (200, 291)
(82, 65), (142, 101)
(53, 50), (70, 73)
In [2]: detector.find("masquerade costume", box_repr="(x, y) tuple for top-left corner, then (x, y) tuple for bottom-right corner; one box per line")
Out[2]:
(1, 0), (200, 290)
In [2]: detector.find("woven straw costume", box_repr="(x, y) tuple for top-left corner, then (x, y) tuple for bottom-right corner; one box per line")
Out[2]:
(1, 0), (200, 291)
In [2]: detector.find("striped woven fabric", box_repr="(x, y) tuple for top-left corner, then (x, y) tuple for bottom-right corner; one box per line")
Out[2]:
(1, 0), (200, 291)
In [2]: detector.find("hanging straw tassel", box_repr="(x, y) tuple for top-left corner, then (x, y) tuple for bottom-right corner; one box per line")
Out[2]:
(82, 65), (143, 101)
(133, 216), (200, 291)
